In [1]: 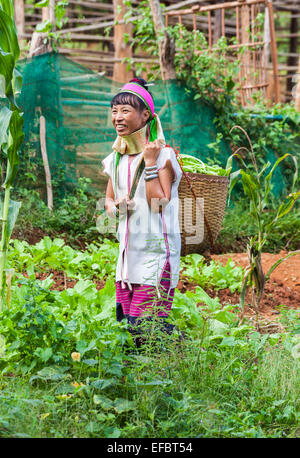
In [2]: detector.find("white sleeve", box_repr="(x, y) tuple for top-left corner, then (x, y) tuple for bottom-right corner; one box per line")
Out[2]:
(156, 147), (183, 183)
(101, 152), (114, 180)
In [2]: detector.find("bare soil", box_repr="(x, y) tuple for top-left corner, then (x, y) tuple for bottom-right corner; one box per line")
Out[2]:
(208, 251), (300, 321)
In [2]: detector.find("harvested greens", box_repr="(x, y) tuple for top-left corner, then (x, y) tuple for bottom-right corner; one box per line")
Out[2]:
(180, 154), (230, 176)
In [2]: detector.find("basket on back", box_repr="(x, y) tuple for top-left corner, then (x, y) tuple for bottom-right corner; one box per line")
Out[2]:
(178, 172), (229, 256)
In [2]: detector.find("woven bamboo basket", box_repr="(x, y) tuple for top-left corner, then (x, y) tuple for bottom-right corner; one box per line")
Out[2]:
(178, 172), (229, 256)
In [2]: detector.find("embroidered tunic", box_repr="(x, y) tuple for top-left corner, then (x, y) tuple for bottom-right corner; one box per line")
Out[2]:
(102, 146), (182, 292)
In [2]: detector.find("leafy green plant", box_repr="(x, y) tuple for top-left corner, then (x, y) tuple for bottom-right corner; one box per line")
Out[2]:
(228, 125), (300, 322)
(180, 154), (230, 176)
(181, 253), (244, 293)
(34, 0), (69, 50)
(0, 0), (24, 311)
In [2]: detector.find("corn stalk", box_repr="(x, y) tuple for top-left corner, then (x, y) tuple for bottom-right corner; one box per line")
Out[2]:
(0, 0), (24, 311)
(226, 125), (299, 325)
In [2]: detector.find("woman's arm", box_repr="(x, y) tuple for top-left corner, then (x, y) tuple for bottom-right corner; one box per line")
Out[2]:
(104, 178), (116, 217)
(105, 177), (134, 216)
(143, 140), (174, 212)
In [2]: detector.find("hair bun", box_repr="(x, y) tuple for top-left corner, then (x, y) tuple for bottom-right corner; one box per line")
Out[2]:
(129, 77), (149, 91)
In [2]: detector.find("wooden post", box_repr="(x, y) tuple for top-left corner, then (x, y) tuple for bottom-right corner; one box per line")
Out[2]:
(295, 56), (300, 112)
(266, 0), (280, 103)
(239, 0), (252, 104)
(49, 0), (56, 30)
(40, 116), (53, 211)
(286, 13), (298, 98)
(149, 0), (176, 81)
(113, 0), (133, 82)
(213, 1), (225, 44)
(14, 0), (25, 37)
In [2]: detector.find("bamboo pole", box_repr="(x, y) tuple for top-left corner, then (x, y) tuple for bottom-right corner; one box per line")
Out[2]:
(40, 116), (53, 211)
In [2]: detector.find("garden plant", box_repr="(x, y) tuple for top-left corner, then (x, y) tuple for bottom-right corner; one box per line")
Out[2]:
(0, 0), (24, 311)
(0, 0), (299, 441)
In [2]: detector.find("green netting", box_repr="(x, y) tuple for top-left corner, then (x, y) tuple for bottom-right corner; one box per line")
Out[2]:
(15, 51), (295, 202)
(16, 52), (231, 198)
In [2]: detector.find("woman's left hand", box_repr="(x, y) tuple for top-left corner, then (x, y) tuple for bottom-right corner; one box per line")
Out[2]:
(143, 139), (161, 166)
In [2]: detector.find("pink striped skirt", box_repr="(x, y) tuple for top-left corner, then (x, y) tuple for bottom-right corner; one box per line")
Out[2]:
(115, 261), (175, 323)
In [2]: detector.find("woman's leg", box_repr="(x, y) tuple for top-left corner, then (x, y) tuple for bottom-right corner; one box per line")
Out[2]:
(129, 261), (175, 322)
(115, 281), (132, 322)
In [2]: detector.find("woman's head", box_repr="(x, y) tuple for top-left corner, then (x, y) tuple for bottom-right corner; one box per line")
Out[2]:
(111, 78), (153, 136)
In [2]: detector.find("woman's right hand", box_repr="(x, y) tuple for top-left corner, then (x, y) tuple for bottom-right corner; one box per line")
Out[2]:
(115, 195), (135, 214)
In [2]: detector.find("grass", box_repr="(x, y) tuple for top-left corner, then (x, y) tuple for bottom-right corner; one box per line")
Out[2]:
(0, 327), (299, 438)
(0, 185), (299, 439)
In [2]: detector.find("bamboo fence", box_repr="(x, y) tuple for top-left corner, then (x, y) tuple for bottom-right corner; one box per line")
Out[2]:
(14, 0), (300, 104)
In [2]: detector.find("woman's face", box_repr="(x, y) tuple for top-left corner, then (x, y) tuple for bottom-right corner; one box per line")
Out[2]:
(111, 104), (150, 136)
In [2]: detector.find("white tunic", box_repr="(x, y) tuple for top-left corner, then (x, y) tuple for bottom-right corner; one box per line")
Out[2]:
(102, 147), (182, 292)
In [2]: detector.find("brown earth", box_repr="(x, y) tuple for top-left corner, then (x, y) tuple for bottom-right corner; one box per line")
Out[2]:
(209, 251), (300, 322)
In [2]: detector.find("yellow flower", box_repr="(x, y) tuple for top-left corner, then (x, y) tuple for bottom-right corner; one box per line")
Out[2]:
(40, 412), (51, 420)
(71, 381), (85, 388)
(71, 352), (81, 362)
(56, 394), (72, 400)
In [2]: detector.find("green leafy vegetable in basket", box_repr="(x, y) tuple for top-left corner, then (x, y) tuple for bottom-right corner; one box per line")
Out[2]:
(180, 154), (230, 176)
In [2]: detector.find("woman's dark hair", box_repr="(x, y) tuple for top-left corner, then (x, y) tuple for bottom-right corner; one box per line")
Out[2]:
(110, 78), (153, 112)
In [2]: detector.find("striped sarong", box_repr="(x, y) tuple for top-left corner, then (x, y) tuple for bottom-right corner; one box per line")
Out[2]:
(115, 261), (175, 323)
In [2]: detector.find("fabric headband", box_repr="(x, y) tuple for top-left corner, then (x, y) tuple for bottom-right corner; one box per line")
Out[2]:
(120, 82), (155, 119)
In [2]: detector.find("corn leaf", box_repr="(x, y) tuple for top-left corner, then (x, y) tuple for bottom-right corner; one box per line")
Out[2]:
(0, 50), (14, 97)
(0, 106), (12, 149)
(4, 109), (24, 186)
(0, 0), (14, 20)
(0, 198), (21, 242)
(0, 8), (20, 61)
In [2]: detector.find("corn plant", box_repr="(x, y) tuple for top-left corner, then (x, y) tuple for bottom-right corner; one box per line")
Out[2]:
(227, 125), (299, 324)
(0, 0), (24, 311)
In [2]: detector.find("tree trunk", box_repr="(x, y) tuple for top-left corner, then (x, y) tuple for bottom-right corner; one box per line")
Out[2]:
(29, 3), (55, 57)
(113, 0), (133, 83)
(149, 0), (176, 81)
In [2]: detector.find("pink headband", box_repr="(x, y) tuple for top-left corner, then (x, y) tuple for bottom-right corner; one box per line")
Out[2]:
(120, 82), (155, 118)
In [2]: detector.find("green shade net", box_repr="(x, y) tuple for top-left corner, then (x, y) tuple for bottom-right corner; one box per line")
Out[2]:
(16, 51), (296, 203)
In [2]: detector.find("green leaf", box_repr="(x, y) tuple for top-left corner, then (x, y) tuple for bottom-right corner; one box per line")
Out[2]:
(6, 199), (21, 239)
(113, 398), (135, 414)
(12, 67), (22, 98)
(0, 9), (20, 60)
(91, 378), (116, 390)
(4, 109), (24, 186)
(0, 0), (15, 21)
(0, 105), (12, 148)
(0, 50), (14, 96)
(34, 0), (49, 7)
(35, 19), (52, 33)
(93, 394), (114, 410)
(265, 250), (300, 283)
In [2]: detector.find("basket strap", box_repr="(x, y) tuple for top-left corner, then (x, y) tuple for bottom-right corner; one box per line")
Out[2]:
(176, 153), (216, 251)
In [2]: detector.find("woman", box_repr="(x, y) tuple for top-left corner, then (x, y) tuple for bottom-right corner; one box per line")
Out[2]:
(102, 78), (182, 330)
